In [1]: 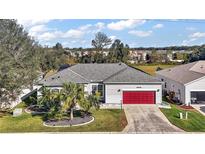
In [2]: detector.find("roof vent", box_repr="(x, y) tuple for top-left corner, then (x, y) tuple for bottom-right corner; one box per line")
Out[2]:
(58, 76), (60, 78)
(200, 65), (204, 69)
(51, 77), (55, 80)
(119, 63), (122, 65)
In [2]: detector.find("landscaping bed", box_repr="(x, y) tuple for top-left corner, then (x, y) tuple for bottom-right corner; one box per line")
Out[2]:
(179, 105), (194, 110)
(25, 105), (48, 114)
(44, 116), (94, 127)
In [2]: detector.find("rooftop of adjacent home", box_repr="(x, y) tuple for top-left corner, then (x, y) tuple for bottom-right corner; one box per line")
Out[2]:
(156, 60), (205, 84)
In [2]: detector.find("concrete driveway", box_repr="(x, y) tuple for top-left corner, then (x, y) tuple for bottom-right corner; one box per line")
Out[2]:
(192, 105), (205, 116)
(123, 105), (183, 133)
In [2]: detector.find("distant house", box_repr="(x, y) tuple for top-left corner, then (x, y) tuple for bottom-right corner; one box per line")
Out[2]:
(156, 61), (205, 105)
(129, 50), (148, 62)
(167, 52), (184, 63)
(38, 63), (162, 105)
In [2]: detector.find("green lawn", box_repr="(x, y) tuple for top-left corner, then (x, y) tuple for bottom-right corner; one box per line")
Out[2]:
(131, 64), (176, 76)
(160, 104), (205, 132)
(0, 104), (127, 133)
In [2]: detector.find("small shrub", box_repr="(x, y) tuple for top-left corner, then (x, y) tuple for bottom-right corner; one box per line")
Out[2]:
(156, 66), (162, 71)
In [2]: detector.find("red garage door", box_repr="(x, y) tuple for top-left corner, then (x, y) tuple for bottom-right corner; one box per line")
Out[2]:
(123, 91), (155, 104)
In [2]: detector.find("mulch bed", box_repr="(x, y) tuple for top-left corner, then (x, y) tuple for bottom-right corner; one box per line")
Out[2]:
(25, 105), (48, 114)
(178, 105), (194, 110)
(44, 115), (94, 127)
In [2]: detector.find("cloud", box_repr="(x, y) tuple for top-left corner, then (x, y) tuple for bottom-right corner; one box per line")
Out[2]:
(153, 24), (164, 29)
(186, 27), (196, 31)
(63, 29), (85, 38)
(38, 31), (60, 41)
(189, 32), (205, 38)
(79, 24), (92, 31)
(128, 30), (152, 37)
(28, 23), (88, 41)
(37, 29), (85, 41)
(181, 38), (197, 45)
(182, 31), (205, 45)
(17, 19), (51, 28)
(19, 19), (106, 43)
(107, 19), (146, 31)
(95, 22), (105, 30)
(28, 25), (48, 37)
(109, 35), (117, 41)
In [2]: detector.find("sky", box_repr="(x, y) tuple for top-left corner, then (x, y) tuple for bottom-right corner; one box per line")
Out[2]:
(17, 19), (205, 48)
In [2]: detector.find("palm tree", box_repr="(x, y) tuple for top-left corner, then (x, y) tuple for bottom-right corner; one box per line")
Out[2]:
(38, 87), (53, 109)
(61, 82), (84, 120)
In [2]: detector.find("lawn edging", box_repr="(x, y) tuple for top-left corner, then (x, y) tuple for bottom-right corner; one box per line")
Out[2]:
(43, 116), (95, 128)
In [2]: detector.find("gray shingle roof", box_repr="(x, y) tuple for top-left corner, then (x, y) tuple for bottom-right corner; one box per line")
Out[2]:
(38, 68), (89, 86)
(156, 61), (205, 84)
(69, 63), (127, 82)
(39, 63), (161, 86)
(104, 67), (160, 83)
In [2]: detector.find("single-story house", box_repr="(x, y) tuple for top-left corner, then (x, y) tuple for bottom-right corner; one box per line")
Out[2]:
(156, 60), (205, 105)
(38, 63), (162, 105)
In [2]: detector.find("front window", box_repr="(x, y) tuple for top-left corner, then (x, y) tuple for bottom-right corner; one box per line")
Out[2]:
(92, 84), (103, 96)
(98, 84), (103, 96)
(92, 85), (98, 94)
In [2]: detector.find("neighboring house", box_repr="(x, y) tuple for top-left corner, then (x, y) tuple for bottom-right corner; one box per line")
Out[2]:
(156, 61), (205, 105)
(38, 63), (162, 105)
(167, 52), (184, 63)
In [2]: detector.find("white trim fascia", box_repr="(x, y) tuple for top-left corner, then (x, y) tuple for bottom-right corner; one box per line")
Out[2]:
(104, 82), (162, 84)
(190, 89), (205, 92)
(122, 88), (159, 91)
(184, 75), (205, 86)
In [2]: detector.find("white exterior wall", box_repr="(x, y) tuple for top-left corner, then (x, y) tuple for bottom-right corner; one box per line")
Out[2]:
(185, 77), (205, 105)
(156, 74), (185, 103)
(84, 83), (100, 95)
(105, 83), (162, 104)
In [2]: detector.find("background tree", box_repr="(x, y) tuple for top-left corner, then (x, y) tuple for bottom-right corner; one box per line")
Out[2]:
(38, 46), (68, 75)
(53, 42), (63, 50)
(91, 32), (112, 52)
(109, 39), (129, 62)
(150, 50), (162, 63)
(0, 19), (40, 108)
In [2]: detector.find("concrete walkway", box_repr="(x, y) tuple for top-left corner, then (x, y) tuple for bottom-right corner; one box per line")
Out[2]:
(123, 105), (183, 133)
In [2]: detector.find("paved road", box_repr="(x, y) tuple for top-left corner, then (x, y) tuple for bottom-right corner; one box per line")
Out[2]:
(123, 105), (183, 133)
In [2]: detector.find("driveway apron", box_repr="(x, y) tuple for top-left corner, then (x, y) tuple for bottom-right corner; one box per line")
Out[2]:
(123, 105), (183, 133)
